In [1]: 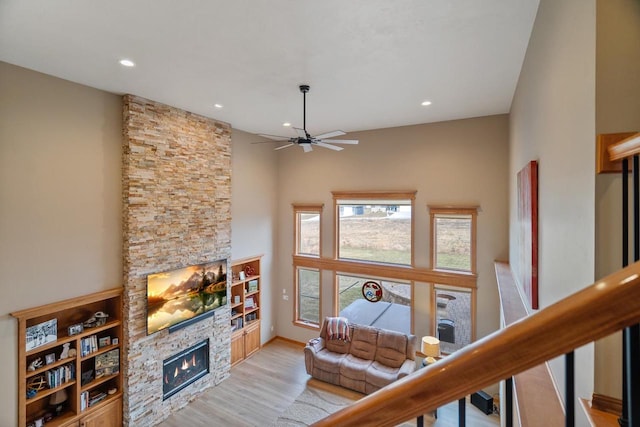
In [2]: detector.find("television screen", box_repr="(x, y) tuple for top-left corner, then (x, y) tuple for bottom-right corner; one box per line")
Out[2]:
(146, 259), (227, 335)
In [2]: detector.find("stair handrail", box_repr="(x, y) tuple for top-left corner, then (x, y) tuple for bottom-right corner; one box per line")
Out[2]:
(312, 260), (640, 426)
(608, 132), (640, 161)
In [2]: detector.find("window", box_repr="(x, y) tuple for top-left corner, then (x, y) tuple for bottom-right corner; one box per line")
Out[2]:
(337, 274), (412, 335)
(433, 285), (474, 354)
(296, 267), (320, 326)
(294, 204), (322, 256)
(334, 191), (415, 265)
(430, 206), (478, 273)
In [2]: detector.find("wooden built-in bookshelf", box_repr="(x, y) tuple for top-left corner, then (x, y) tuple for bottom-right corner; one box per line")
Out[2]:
(230, 255), (262, 366)
(11, 288), (123, 427)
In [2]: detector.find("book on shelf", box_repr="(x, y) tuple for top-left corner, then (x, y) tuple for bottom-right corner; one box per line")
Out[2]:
(88, 390), (107, 407)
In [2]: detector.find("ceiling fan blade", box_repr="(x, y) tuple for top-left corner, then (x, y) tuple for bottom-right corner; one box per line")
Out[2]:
(293, 127), (307, 139)
(258, 133), (291, 141)
(274, 143), (295, 151)
(302, 143), (313, 153)
(319, 139), (359, 144)
(315, 130), (346, 139)
(315, 141), (344, 151)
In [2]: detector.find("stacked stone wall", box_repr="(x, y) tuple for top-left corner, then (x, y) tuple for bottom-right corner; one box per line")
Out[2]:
(122, 95), (232, 426)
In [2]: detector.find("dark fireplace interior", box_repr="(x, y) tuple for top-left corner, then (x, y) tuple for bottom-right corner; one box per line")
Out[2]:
(163, 339), (210, 400)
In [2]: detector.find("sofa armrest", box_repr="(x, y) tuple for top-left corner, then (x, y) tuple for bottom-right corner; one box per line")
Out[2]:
(397, 358), (417, 379)
(304, 337), (326, 374)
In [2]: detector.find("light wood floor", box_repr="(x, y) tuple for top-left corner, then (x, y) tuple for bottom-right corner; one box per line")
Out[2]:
(156, 338), (500, 426)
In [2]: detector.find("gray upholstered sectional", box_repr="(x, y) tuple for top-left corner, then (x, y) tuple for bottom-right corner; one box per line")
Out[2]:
(304, 318), (417, 394)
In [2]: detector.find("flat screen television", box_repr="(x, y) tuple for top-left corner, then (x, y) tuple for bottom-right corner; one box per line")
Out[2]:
(146, 259), (227, 335)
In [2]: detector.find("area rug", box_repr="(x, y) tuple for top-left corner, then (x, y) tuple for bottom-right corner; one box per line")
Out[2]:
(273, 380), (425, 426)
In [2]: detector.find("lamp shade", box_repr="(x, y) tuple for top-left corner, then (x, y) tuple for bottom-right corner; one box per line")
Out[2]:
(421, 336), (440, 358)
(49, 389), (68, 406)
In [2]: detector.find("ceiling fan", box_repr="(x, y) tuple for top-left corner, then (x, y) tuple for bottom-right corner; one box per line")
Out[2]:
(256, 85), (359, 153)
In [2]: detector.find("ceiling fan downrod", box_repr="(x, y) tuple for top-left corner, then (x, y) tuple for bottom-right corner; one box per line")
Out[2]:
(300, 84), (310, 136)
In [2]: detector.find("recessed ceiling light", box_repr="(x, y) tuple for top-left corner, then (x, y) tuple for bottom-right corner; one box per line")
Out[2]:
(214, 104), (223, 109)
(119, 59), (135, 67)
(283, 122), (291, 127)
(421, 100), (432, 106)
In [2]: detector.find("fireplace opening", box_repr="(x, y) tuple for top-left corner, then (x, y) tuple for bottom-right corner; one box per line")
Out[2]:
(162, 339), (209, 400)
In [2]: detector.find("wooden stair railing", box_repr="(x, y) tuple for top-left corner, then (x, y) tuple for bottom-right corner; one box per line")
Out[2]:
(608, 132), (640, 161)
(312, 260), (640, 427)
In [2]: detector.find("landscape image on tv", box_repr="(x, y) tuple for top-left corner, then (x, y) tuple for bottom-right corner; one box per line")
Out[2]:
(147, 259), (227, 335)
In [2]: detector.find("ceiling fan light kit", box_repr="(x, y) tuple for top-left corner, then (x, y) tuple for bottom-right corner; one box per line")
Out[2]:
(256, 85), (359, 153)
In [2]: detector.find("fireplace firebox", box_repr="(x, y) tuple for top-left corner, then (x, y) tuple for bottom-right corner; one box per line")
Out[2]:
(163, 339), (209, 400)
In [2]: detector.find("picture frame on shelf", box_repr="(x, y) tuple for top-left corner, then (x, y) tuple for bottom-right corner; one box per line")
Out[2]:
(98, 336), (111, 348)
(26, 318), (57, 351)
(68, 323), (84, 336)
(95, 348), (119, 378)
(44, 353), (56, 365)
(112, 337), (119, 345)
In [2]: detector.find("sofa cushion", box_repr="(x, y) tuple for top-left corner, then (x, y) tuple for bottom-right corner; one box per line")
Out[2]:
(349, 325), (378, 360)
(375, 329), (409, 368)
(366, 361), (401, 388)
(313, 349), (345, 374)
(340, 353), (372, 382)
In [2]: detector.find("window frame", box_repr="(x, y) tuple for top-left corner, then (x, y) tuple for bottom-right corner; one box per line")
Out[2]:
(294, 266), (322, 329)
(293, 204), (323, 257)
(429, 206), (478, 274)
(332, 191), (416, 266)
(430, 283), (477, 353)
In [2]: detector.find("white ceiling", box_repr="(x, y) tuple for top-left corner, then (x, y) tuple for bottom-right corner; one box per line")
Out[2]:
(0, 0), (539, 137)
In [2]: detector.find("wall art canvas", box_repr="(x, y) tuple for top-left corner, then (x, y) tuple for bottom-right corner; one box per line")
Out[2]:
(26, 318), (58, 351)
(517, 160), (539, 310)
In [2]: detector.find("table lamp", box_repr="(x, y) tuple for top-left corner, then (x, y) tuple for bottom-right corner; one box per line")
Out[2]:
(421, 336), (440, 363)
(49, 389), (68, 415)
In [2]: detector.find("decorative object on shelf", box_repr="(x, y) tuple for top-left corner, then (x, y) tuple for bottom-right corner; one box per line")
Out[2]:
(26, 318), (57, 351)
(239, 271), (246, 281)
(81, 369), (94, 386)
(27, 374), (46, 392)
(108, 387), (117, 395)
(84, 311), (109, 328)
(244, 264), (256, 276)
(68, 323), (83, 336)
(362, 281), (383, 303)
(28, 357), (43, 371)
(245, 296), (255, 309)
(67, 348), (77, 358)
(112, 337), (119, 345)
(45, 353), (56, 365)
(234, 295), (240, 304)
(59, 342), (71, 359)
(49, 388), (68, 416)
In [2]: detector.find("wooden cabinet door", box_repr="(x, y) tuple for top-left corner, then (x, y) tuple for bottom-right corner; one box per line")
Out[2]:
(80, 398), (122, 427)
(59, 420), (80, 427)
(244, 322), (261, 358)
(230, 330), (244, 366)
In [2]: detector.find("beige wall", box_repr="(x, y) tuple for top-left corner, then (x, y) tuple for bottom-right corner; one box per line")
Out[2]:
(509, 0), (596, 423)
(0, 61), (122, 427)
(272, 115), (510, 347)
(231, 128), (279, 343)
(594, 0), (640, 399)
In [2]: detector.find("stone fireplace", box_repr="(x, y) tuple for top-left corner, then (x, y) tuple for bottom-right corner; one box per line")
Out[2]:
(122, 95), (232, 426)
(163, 340), (210, 400)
